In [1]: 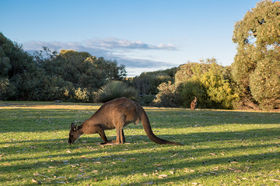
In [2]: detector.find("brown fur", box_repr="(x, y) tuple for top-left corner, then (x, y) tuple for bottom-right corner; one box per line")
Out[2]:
(190, 97), (197, 110)
(68, 97), (181, 145)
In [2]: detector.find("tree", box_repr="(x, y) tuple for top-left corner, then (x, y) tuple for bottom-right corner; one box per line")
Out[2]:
(0, 33), (128, 102)
(232, 0), (280, 109)
(249, 50), (280, 109)
(132, 67), (176, 96)
(174, 61), (211, 87)
(200, 63), (238, 108)
(0, 32), (39, 100)
(36, 49), (127, 102)
(172, 59), (237, 108)
(95, 57), (126, 81)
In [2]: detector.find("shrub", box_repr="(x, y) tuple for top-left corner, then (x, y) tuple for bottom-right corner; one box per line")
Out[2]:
(174, 61), (237, 109)
(95, 81), (138, 103)
(200, 63), (238, 108)
(139, 94), (155, 106)
(176, 80), (209, 108)
(132, 67), (177, 96)
(0, 78), (16, 100)
(153, 81), (177, 107)
(73, 88), (90, 102)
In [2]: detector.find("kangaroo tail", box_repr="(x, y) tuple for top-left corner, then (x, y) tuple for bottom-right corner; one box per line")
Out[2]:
(139, 107), (182, 145)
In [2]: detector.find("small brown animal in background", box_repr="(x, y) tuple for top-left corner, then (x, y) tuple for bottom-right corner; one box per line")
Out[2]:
(68, 97), (182, 145)
(190, 97), (197, 110)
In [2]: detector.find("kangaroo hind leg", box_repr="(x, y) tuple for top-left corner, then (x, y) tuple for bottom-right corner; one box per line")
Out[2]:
(114, 115), (127, 144)
(116, 126), (125, 144)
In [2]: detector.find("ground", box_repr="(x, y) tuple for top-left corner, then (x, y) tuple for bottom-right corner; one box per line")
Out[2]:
(0, 101), (279, 185)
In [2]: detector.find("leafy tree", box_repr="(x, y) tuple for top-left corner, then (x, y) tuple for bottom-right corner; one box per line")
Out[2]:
(165, 60), (236, 108)
(0, 32), (39, 100)
(174, 60), (212, 86)
(249, 50), (280, 109)
(0, 33), (127, 102)
(95, 57), (126, 81)
(232, 0), (280, 109)
(40, 50), (126, 93)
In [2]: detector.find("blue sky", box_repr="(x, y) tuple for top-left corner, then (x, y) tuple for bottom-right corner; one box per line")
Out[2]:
(0, 0), (261, 76)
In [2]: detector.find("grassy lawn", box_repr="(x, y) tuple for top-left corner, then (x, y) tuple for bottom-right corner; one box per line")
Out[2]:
(0, 101), (279, 185)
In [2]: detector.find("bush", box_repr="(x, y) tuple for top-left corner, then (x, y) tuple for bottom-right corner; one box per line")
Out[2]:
(200, 63), (238, 108)
(153, 81), (177, 107)
(0, 78), (16, 100)
(174, 61), (237, 109)
(74, 88), (90, 102)
(176, 80), (209, 108)
(139, 94), (155, 106)
(95, 81), (138, 103)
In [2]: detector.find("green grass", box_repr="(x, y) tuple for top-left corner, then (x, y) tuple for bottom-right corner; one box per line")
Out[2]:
(0, 101), (279, 185)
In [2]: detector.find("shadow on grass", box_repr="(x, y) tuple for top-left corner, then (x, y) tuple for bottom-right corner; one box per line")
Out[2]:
(1, 109), (280, 133)
(0, 142), (279, 184)
(1, 127), (279, 149)
(1, 104), (279, 184)
(1, 127), (279, 184)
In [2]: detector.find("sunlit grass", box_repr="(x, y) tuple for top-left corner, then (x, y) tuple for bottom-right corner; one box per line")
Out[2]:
(0, 101), (279, 185)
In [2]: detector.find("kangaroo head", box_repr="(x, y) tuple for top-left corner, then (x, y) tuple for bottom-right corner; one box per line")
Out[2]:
(68, 123), (83, 144)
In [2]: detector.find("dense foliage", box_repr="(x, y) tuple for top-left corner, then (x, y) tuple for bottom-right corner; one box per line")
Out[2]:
(131, 68), (176, 95)
(153, 81), (177, 107)
(129, 68), (177, 105)
(154, 60), (237, 109)
(0, 33), (37, 100)
(0, 33), (127, 102)
(232, 0), (280, 109)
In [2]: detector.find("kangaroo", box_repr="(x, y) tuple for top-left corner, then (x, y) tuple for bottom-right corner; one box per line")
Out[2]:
(68, 97), (181, 145)
(190, 96), (197, 110)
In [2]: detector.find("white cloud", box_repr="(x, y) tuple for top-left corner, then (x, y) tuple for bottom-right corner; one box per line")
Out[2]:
(88, 39), (177, 50)
(24, 38), (176, 51)
(23, 38), (177, 76)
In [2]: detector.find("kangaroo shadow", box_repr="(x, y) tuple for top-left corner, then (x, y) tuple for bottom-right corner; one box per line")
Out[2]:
(1, 141), (279, 185)
(1, 127), (279, 164)
(1, 108), (279, 133)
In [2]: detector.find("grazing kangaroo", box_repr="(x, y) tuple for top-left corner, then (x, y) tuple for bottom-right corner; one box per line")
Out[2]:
(190, 97), (197, 110)
(68, 97), (181, 145)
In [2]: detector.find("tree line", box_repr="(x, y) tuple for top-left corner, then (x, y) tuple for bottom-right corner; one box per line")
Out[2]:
(1, 0), (279, 110)
(0, 34), (126, 102)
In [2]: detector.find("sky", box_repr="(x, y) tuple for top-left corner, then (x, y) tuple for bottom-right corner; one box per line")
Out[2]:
(0, 0), (261, 76)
